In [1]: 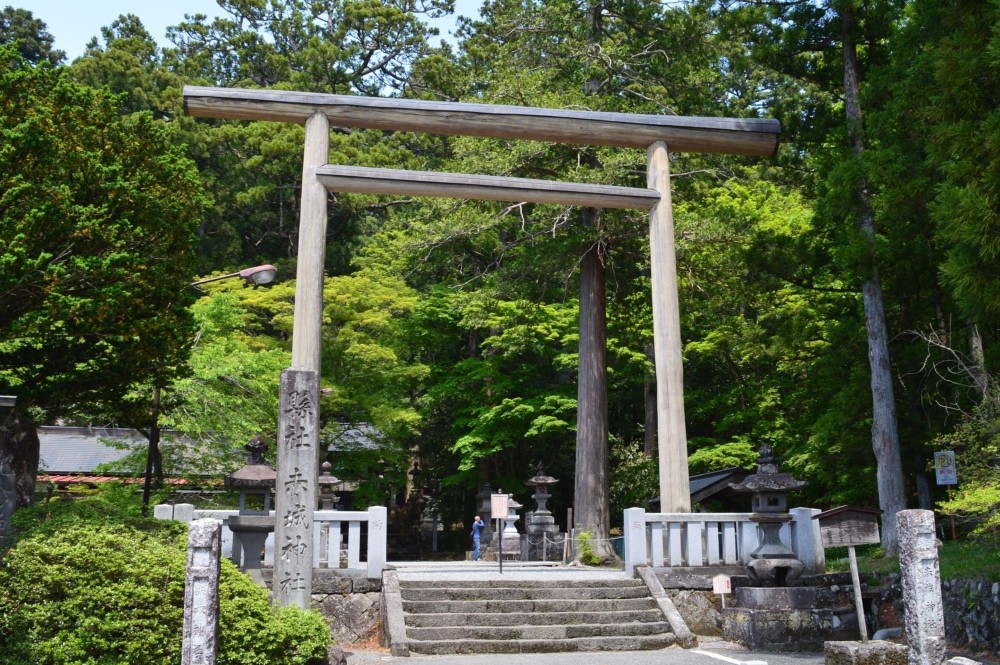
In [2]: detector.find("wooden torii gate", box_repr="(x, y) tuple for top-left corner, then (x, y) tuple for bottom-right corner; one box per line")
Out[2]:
(184, 86), (780, 607)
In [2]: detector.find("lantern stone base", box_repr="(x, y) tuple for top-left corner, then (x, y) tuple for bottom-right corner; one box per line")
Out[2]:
(722, 586), (841, 651)
(722, 605), (833, 651)
(228, 514), (275, 571)
(737, 585), (817, 609)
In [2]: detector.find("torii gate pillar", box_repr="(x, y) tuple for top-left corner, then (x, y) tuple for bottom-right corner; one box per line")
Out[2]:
(648, 141), (690, 513)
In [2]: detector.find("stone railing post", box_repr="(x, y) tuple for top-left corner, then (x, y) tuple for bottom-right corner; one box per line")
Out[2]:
(182, 518), (221, 665)
(367, 506), (387, 577)
(790, 507), (825, 574)
(898, 509), (946, 665)
(175, 503), (195, 523)
(624, 507), (648, 576)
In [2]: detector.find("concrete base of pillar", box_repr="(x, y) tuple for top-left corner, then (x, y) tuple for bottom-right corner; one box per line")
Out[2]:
(824, 641), (908, 665)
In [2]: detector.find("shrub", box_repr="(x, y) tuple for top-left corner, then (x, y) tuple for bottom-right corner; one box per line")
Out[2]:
(0, 495), (329, 665)
(576, 531), (602, 566)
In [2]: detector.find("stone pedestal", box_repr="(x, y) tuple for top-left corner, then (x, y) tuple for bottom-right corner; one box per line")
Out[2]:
(525, 515), (564, 561)
(722, 587), (831, 651)
(227, 515), (274, 570)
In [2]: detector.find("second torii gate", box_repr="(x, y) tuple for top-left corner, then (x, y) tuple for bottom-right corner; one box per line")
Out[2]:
(184, 86), (780, 607)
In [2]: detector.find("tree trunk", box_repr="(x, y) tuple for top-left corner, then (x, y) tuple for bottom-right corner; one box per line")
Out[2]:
(968, 324), (989, 398)
(141, 386), (162, 515)
(575, 208), (615, 560)
(643, 344), (657, 458)
(843, 4), (907, 556)
(0, 408), (39, 538)
(571, 0), (615, 562)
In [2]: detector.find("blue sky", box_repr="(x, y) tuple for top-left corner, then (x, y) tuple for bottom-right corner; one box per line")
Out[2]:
(22, 0), (484, 62)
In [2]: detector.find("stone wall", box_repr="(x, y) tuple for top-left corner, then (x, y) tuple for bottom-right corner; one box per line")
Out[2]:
(942, 578), (1000, 657)
(311, 573), (383, 645)
(877, 575), (999, 658)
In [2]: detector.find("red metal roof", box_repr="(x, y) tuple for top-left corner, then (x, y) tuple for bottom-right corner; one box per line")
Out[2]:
(38, 474), (189, 485)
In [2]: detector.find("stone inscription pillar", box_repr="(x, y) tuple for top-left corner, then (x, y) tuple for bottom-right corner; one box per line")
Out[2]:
(182, 518), (221, 665)
(898, 509), (945, 665)
(274, 368), (319, 609)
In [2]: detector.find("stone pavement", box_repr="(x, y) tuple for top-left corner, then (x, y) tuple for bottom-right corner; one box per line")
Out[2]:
(342, 636), (825, 665)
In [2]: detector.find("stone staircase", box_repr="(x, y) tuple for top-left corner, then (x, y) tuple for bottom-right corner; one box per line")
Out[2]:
(386, 576), (682, 655)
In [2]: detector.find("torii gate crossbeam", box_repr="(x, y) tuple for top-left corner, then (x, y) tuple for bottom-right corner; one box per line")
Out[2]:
(183, 86), (780, 608)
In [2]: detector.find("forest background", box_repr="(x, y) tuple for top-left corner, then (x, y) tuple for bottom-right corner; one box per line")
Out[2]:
(2, 0), (999, 554)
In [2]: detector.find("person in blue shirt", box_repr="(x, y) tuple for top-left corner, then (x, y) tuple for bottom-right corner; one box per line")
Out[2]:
(471, 515), (485, 561)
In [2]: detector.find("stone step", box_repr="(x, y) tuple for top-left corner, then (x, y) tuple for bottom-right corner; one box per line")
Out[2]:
(407, 621), (673, 641)
(405, 608), (665, 627)
(405, 634), (676, 656)
(399, 578), (644, 590)
(400, 585), (651, 601)
(402, 597), (658, 614)
(391, 575), (685, 656)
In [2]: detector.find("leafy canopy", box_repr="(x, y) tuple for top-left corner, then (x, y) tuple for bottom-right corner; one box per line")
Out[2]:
(0, 47), (208, 418)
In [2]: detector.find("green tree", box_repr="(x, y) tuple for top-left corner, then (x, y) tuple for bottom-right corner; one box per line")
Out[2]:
(0, 6), (64, 65)
(0, 48), (208, 512)
(718, 0), (910, 554)
(158, 0), (456, 272)
(69, 14), (182, 118)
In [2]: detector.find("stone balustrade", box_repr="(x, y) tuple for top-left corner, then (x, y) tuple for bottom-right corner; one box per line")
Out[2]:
(155, 503), (387, 578)
(623, 507), (825, 576)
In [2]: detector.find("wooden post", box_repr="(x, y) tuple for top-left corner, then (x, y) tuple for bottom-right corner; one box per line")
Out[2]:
(291, 111), (330, 371)
(647, 141), (691, 513)
(848, 545), (869, 642)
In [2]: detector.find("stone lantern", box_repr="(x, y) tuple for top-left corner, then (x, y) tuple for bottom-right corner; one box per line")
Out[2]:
(525, 462), (558, 522)
(525, 462), (562, 560)
(501, 494), (523, 558)
(318, 460), (340, 510)
(730, 444), (808, 586)
(224, 435), (276, 572)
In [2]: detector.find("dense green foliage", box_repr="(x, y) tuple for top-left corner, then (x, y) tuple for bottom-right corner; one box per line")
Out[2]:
(0, 46), (206, 418)
(8, 0), (1000, 540)
(0, 493), (330, 665)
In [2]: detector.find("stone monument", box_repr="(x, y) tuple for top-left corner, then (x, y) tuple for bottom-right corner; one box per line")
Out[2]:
(274, 369), (319, 608)
(182, 518), (221, 665)
(898, 509), (946, 665)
